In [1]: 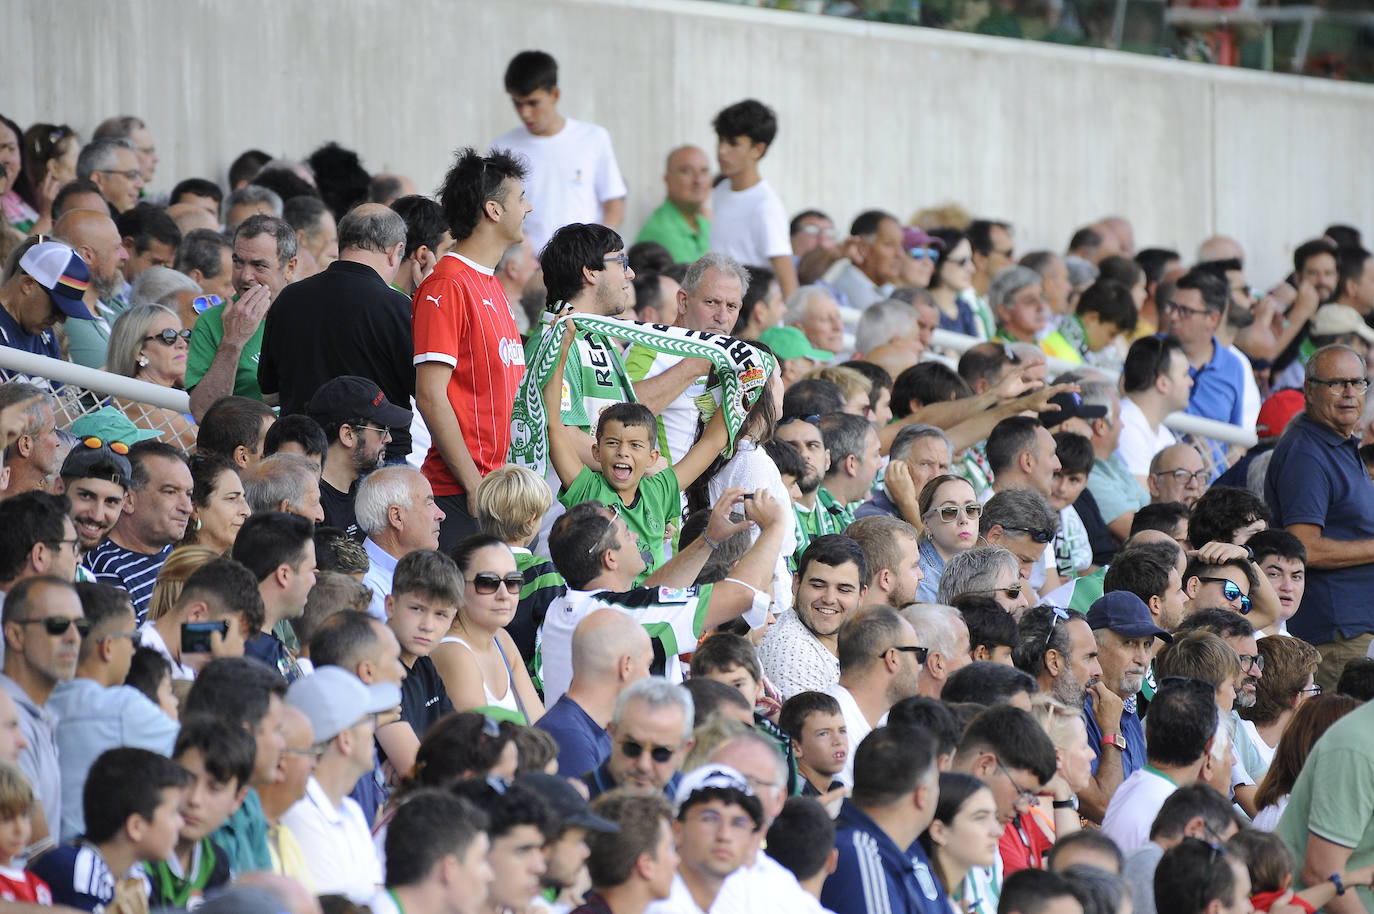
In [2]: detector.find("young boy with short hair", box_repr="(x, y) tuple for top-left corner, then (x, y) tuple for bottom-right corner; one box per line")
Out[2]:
(30, 747), (191, 912)
(1248, 529), (1306, 637)
(777, 691), (848, 798)
(763, 437), (805, 504)
(0, 764), (50, 903)
(386, 549), (458, 745)
(691, 633), (791, 770)
(545, 325), (728, 582)
(1049, 431), (1096, 582)
(145, 718), (255, 907)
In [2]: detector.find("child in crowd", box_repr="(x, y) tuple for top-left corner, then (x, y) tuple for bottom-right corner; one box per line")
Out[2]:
(145, 718), (255, 907)
(0, 764), (50, 903)
(544, 322), (728, 581)
(764, 796), (838, 903)
(777, 691), (849, 804)
(1228, 828), (1374, 913)
(124, 646), (180, 720)
(1248, 529), (1306, 637)
(385, 550), (459, 757)
(764, 436), (805, 503)
(956, 595), (1018, 665)
(1048, 432), (1095, 582)
(30, 747), (191, 912)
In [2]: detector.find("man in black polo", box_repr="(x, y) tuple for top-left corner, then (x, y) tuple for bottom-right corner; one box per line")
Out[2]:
(258, 202), (416, 463)
(307, 376), (412, 541)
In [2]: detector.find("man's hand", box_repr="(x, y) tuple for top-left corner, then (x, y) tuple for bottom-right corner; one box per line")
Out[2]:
(222, 283), (271, 348)
(1290, 280), (1320, 324)
(1089, 681), (1124, 735)
(884, 459), (924, 529)
(1016, 380), (1080, 414)
(704, 487), (754, 545)
(1195, 541), (1249, 565)
(744, 488), (786, 530)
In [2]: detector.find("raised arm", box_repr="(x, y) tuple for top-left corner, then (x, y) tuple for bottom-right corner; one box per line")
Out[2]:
(542, 321), (587, 489)
(644, 488), (753, 588)
(672, 405), (729, 489)
(701, 489), (789, 630)
(189, 284), (270, 421)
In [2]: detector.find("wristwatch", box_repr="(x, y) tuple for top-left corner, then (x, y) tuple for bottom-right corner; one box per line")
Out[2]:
(1052, 796), (1079, 811)
(1101, 733), (1126, 751)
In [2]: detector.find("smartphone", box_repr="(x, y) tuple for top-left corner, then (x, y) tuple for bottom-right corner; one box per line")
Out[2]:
(181, 621), (229, 653)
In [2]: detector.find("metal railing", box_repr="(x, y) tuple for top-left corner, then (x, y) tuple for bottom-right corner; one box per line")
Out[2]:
(926, 328), (1258, 448)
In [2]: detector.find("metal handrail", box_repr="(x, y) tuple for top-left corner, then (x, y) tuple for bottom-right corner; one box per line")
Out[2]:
(0, 348), (190, 413)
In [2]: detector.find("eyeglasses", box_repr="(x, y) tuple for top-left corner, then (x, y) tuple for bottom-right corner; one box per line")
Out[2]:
(143, 328), (192, 346)
(17, 616), (91, 637)
(79, 436), (129, 455)
(908, 247), (940, 261)
(469, 572), (523, 595)
(882, 644), (930, 663)
(1153, 468), (1209, 485)
(351, 423), (391, 439)
(970, 583), (1024, 601)
(586, 504), (622, 556)
(1163, 301), (1210, 318)
(1299, 683), (1322, 696)
(603, 253), (630, 271)
(798, 224), (836, 240)
(928, 503), (982, 523)
(1197, 577), (1251, 614)
(284, 744), (328, 760)
(619, 739), (677, 763)
(1043, 606), (1071, 652)
(1236, 653), (1265, 674)
(1001, 526), (1054, 544)
(1308, 376), (1370, 393)
(778, 414), (820, 427)
(97, 168), (143, 181)
(994, 757), (1038, 810)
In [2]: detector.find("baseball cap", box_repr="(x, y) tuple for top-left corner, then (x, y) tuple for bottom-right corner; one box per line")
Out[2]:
(286, 666), (402, 743)
(1310, 304), (1374, 345)
(758, 326), (833, 363)
(306, 376), (412, 428)
(902, 226), (945, 254)
(1039, 391), (1108, 428)
(18, 241), (94, 320)
(1255, 389), (1304, 441)
(1085, 591), (1173, 644)
(672, 763), (757, 817)
(60, 439), (132, 489)
(515, 772), (620, 834)
(69, 405), (164, 446)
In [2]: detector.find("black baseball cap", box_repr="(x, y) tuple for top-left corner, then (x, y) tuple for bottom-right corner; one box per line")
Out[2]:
(306, 376), (411, 428)
(1040, 391), (1108, 428)
(515, 772), (620, 834)
(60, 443), (132, 489)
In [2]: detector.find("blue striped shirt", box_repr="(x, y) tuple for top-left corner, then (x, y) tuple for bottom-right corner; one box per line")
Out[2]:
(84, 541), (172, 623)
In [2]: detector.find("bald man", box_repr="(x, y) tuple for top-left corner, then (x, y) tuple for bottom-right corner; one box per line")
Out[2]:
(536, 607), (653, 778)
(1196, 235), (1245, 265)
(52, 209), (131, 369)
(636, 144), (712, 262)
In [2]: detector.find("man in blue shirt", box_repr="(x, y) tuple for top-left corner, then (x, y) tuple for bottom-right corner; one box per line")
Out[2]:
(0, 239), (95, 364)
(821, 725), (945, 914)
(1265, 343), (1374, 692)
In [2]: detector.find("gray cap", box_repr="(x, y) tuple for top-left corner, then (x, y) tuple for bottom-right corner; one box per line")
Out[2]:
(286, 666), (401, 743)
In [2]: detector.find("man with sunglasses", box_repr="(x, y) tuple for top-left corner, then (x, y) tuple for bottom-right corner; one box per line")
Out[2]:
(822, 606), (924, 787)
(980, 487), (1059, 600)
(584, 678), (693, 801)
(0, 575), (84, 848)
(1182, 554), (1256, 619)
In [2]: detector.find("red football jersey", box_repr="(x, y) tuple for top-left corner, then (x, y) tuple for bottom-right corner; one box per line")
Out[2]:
(412, 252), (525, 495)
(0, 866), (52, 904)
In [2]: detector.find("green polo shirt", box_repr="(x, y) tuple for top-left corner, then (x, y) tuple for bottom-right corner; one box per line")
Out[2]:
(186, 301), (264, 401)
(635, 201), (710, 264)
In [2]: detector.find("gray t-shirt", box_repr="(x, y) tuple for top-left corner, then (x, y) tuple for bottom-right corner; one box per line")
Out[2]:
(1123, 842), (1165, 914)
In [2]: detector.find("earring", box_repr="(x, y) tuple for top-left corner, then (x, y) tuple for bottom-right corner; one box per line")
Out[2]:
(137, 355), (149, 367)
(194, 517), (202, 532)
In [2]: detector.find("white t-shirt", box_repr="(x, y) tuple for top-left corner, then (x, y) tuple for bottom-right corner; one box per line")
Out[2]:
(823, 682), (886, 787)
(492, 118), (628, 254)
(645, 873), (711, 914)
(136, 622), (197, 681)
(714, 848), (838, 914)
(708, 439), (796, 618)
(1100, 767), (1177, 853)
(1115, 396), (1177, 478)
(281, 776), (383, 903)
(708, 179), (791, 267)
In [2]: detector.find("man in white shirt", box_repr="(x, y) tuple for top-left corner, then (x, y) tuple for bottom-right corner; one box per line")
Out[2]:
(1117, 335), (1192, 486)
(282, 665), (401, 902)
(356, 466), (446, 621)
(493, 50), (626, 254)
(707, 99), (797, 298)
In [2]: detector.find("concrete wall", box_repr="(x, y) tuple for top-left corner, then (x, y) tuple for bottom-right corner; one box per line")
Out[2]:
(5, 0), (1374, 288)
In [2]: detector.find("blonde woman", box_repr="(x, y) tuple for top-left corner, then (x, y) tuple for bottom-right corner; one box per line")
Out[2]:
(106, 303), (196, 450)
(137, 545), (222, 680)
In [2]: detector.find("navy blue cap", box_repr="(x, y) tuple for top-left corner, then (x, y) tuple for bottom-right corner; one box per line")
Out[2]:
(1085, 591), (1173, 643)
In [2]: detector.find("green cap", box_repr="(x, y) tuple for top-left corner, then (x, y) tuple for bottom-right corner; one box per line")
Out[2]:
(69, 406), (165, 446)
(758, 325), (833, 362)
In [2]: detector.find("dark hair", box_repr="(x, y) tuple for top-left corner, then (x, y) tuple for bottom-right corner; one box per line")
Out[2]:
(1155, 838), (1241, 914)
(1075, 278), (1138, 334)
(956, 596), (1017, 655)
(231, 511), (314, 583)
(777, 690), (843, 744)
(765, 797), (835, 882)
(595, 402), (657, 442)
(1061, 864), (1129, 914)
(891, 363), (971, 420)
(399, 713), (517, 794)
(632, 270), (669, 321)
(843, 360), (893, 406)
(1045, 830), (1124, 873)
(183, 657), (286, 730)
(850, 210), (897, 239)
(818, 412), (873, 472)
(955, 704), (1057, 784)
(627, 241), (673, 277)
(1146, 677), (1219, 766)
(943, 661), (1038, 706)
(504, 50), (558, 95)
(392, 549), (462, 605)
(309, 609), (382, 670)
(1068, 227), (1102, 255)
(233, 214), (298, 267)
(437, 147), (528, 243)
(540, 223), (626, 309)
(124, 647), (172, 708)
(712, 99), (778, 149)
(585, 790), (673, 888)
(228, 149), (272, 189)
(1245, 529), (1304, 566)
(835, 605), (906, 674)
(178, 557), (267, 634)
(1253, 694), (1359, 812)
(956, 343), (1015, 392)
(0, 491), (70, 582)
(682, 677), (751, 727)
(926, 228), (967, 292)
(1011, 604), (1073, 678)
(385, 789), (490, 887)
(1336, 658), (1374, 701)
(796, 534), (867, 588)
(1103, 549), (1172, 605)
(918, 771), (992, 894)
(450, 777), (554, 841)
(263, 414), (327, 460)
(1174, 607), (1255, 639)
(1227, 828), (1296, 896)
(1336, 245), (1372, 300)
(174, 228), (232, 280)
(306, 142), (372, 222)
(1135, 248), (1180, 285)
(1096, 255), (1142, 289)
(964, 219), (1007, 257)
(735, 263), (777, 333)
(390, 194), (448, 261)
(1187, 485), (1270, 549)
(1247, 635), (1320, 727)
(1052, 432), (1094, 477)
(690, 632), (762, 683)
(196, 396), (275, 460)
(762, 437), (804, 481)
(986, 416), (1043, 477)
(1122, 334), (1185, 395)
(281, 194), (329, 236)
(50, 178), (104, 221)
(83, 747), (192, 844)
(1175, 267), (1230, 315)
(1130, 501), (1189, 537)
(782, 379), (845, 419)
(887, 696), (961, 758)
(548, 501), (615, 590)
(1294, 238), (1339, 276)
(173, 715), (256, 790)
(115, 203), (182, 255)
(851, 724), (936, 807)
(171, 178), (224, 208)
(1000, 868), (1078, 914)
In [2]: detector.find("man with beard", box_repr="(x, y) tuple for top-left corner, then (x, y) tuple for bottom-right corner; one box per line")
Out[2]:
(1012, 604), (1102, 708)
(57, 440), (131, 569)
(846, 517), (924, 609)
(1078, 591), (1172, 825)
(309, 377), (414, 541)
(775, 415), (833, 569)
(52, 209), (131, 369)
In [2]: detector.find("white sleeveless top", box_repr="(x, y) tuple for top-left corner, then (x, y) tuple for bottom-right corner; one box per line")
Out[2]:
(439, 634), (521, 715)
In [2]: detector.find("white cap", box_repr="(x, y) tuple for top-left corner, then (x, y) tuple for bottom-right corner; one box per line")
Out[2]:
(286, 666), (401, 743)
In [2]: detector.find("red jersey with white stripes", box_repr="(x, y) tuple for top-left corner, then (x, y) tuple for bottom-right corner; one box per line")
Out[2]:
(412, 252), (526, 495)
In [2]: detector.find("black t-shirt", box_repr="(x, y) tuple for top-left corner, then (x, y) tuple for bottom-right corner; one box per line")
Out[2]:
(399, 655), (454, 739)
(320, 478), (361, 541)
(257, 260), (416, 461)
(1074, 488), (1118, 566)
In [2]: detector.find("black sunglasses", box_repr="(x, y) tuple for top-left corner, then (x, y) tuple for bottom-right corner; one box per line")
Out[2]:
(778, 414), (821, 427)
(1002, 525), (1054, 544)
(143, 328), (193, 346)
(883, 644), (930, 664)
(619, 739), (676, 763)
(468, 572), (523, 595)
(18, 616), (91, 637)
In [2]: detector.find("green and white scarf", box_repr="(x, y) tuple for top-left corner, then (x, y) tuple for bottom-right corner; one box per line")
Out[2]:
(510, 315), (776, 475)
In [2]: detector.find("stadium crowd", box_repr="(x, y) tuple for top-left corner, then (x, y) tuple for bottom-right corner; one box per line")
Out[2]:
(1, 44), (1374, 914)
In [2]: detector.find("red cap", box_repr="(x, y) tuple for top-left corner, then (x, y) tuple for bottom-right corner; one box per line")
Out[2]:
(1256, 389), (1304, 440)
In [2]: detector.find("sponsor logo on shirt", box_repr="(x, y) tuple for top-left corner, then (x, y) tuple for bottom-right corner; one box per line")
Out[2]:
(499, 337), (525, 367)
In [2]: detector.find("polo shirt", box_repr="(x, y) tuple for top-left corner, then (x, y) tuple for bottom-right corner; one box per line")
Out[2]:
(1277, 700), (1374, 907)
(1101, 765), (1178, 853)
(821, 800), (945, 914)
(1083, 691), (1145, 779)
(320, 478), (361, 541)
(1265, 413), (1374, 643)
(0, 305), (61, 362)
(0, 674), (60, 843)
(757, 609), (841, 700)
(512, 547), (564, 680)
(636, 200), (710, 263)
(280, 776), (382, 903)
(258, 259), (416, 461)
(362, 537), (398, 622)
(560, 464), (680, 581)
(398, 655), (453, 741)
(1185, 336), (1246, 426)
(536, 694), (610, 779)
(1087, 453), (1150, 524)
(211, 787), (272, 876)
(84, 540), (172, 623)
(186, 301), (263, 400)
